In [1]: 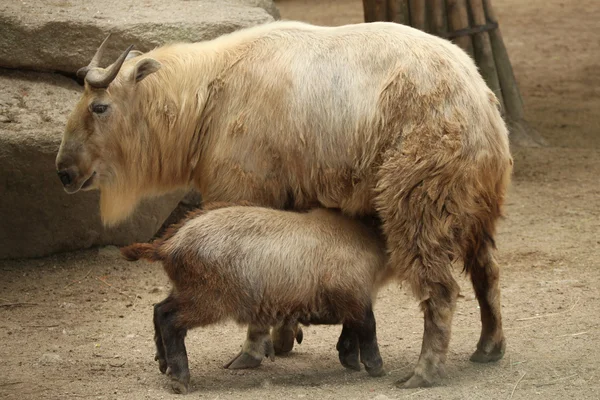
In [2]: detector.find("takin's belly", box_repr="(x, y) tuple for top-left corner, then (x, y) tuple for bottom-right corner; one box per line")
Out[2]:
(200, 159), (379, 216)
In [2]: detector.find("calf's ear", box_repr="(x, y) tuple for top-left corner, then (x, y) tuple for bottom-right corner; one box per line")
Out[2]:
(130, 58), (162, 83)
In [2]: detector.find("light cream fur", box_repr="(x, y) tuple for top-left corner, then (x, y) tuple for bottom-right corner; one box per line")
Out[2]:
(57, 21), (510, 226)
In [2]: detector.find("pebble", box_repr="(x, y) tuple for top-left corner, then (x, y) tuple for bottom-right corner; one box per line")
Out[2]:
(39, 353), (61, 365)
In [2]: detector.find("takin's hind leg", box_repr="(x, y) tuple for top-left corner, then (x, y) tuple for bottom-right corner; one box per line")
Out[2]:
(466, 242), (506, 363)
(376, 154), (464, 388)
(272, 320), (303, 355)
(223, 324), (274, 369)
(155, 296), (190, 394)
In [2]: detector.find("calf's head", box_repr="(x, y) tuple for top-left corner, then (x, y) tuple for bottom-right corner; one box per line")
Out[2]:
(56, 36), (161, 223)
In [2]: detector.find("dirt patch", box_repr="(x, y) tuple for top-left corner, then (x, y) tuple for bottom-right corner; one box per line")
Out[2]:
(1, 0), (599, 399)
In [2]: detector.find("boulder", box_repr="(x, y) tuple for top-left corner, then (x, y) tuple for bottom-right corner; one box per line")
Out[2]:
(0, 69), (184, 259)
(0, 0), (277, 74)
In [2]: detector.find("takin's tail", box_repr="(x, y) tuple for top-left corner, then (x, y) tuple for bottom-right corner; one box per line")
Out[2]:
(120, 243), (160, 262)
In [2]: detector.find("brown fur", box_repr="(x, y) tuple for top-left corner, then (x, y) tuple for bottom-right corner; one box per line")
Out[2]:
(59, 21), (513, 386)
(121, 204), (390, 328)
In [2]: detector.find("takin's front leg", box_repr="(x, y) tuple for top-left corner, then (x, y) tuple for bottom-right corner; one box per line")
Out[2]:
(223, 324), (275, 369)
(271, 320), (304, 354)
(155, 296), (190, 394)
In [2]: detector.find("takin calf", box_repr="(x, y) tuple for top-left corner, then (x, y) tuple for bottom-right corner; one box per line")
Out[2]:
(121, 203), (392, 394)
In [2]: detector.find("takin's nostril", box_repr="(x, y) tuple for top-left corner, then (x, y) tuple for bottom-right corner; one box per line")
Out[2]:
(57, 170), (73, 186)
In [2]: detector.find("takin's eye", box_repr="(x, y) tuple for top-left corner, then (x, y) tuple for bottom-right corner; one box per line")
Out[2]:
(90, 103), (109, 115)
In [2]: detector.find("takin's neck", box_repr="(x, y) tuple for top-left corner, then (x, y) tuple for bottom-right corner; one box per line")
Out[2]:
(137, 43), (243, 192)
(99, 36), (262, 226)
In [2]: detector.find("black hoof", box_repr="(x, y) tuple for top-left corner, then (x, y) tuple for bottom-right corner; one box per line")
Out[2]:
(155, 354), (168, 374)
(470, 339), (506, 363)
(336, 333), (360, 371)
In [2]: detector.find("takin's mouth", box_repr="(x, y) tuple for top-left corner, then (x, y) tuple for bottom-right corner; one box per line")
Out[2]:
(64, 171), (97, 194)
(80, 171), (97, 191)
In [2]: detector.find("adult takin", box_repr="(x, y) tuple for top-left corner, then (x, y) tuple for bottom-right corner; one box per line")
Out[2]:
(121, 203), (391, 394)
(56, 21), (513, 388)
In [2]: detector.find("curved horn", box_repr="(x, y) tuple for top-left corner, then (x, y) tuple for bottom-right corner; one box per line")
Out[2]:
(85, 45), (134, 89)
(76, 34), (112, 80)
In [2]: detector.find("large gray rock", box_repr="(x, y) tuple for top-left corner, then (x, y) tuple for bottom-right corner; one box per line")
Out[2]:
(0, 69), (184, 259)
(0, 0), (277, 74)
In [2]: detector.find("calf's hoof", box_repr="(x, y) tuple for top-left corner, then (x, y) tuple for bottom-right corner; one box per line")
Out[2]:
(360, 344), (385, 377)
(155, 354), (168, 374)
(336, 336), (360, 371)
(365, 364), (386, 377)
(339, 350), (361, 372)
(166, 367), (190, 394)
(470, 339), (506, 363)
(362, 356), (385, 377)
(170, 378), (189, 395)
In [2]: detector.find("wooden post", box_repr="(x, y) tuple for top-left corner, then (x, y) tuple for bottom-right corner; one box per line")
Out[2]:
(388, 0), (410, 25)
(446, 0), (474, 57)
(408, 0), (427, 31)
(468, 0), (505, 111)
(363, 0), (388, 23)
(481, 0), (522, 120)
(482, 0), (546, 146)
(429, 0), (448, 36)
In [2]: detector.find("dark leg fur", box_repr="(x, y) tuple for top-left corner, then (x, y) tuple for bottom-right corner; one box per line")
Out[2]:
(344, 306), (386, 377)
(336, 325), (361, 371)
(153, 298), (170, 374)
(155, 297), (190, 394)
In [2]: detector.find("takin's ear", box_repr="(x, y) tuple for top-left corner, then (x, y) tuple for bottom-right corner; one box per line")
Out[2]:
(129, 58), (162, 83)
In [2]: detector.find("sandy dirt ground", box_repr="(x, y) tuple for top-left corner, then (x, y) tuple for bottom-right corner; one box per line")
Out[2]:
(1, 0), (599, 399)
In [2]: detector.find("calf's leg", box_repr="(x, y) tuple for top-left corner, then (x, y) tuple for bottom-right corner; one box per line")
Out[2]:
(153, 297), (170, 374)
(272, 320), (304, 354)
(346, 306), (386, 377)
(223, 324), (274, 369)
(336, 324), (360, 371)
(155, 296), (190, 394)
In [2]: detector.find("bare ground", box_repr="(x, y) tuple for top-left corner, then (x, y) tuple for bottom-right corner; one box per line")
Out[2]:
(1, 0), (599, 399)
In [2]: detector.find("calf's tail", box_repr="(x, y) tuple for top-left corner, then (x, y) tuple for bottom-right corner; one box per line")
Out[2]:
(120, 243), (160, 262)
